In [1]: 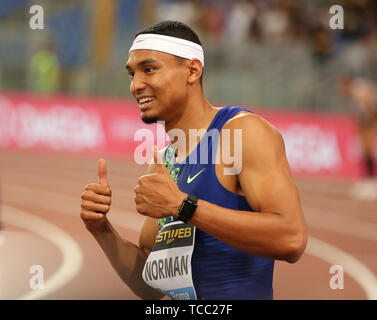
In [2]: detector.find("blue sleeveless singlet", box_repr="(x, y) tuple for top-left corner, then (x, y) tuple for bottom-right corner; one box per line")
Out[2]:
(160, 105), (274, 300)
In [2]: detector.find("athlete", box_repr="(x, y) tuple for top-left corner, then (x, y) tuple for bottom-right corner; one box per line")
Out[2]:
(80, 21), (307, 300)
(339, 75), (377, 200)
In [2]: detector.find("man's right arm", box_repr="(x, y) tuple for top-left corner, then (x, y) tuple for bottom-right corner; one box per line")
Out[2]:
(80, 158), (163, 300)
(88, 216), (163, 299)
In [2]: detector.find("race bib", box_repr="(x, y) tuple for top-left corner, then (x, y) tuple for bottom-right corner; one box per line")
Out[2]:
(142, 221), (197, 300)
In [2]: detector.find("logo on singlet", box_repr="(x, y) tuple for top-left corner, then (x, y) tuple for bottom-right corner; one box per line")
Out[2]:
(187, 168), (205, 183)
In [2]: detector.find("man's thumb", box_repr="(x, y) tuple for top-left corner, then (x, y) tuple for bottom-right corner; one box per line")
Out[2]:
(153, 146), (166, 173)
(98, 158), (109, 186)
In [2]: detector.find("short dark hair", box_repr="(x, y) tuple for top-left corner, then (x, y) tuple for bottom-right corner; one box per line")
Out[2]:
(135, 21), (203, 86)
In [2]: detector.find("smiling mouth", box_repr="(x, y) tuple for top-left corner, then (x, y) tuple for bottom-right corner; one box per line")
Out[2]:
(137, 97), (155, 110)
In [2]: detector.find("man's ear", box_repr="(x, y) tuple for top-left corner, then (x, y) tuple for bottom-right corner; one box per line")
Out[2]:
(187, 59), (203, 85)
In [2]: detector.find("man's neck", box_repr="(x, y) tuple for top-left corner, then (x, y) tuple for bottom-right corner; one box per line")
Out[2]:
(164, 92), (219, 162)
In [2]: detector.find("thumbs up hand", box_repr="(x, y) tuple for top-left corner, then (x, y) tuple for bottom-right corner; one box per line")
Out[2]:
(80, 158), (112, 232)
(134, 146), (186, 219)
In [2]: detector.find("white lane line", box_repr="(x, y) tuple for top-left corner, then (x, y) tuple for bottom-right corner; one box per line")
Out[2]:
(304, 205), (377, 300)
(304, 206), (377, 243)
(2, 204), (83, 300)
(3, 183), (144, 233)
(306, 236), (377, 300)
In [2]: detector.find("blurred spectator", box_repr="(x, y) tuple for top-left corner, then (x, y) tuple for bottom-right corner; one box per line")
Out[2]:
(341, 39), (370, 77)
(339, 75), (377, 200)
(310, 25), (333, 65)
(140, 0), (158, 27)
(259, 2), (289, 41)
(284, 0), (307, 40)
(225, 0), (256, 44)
(198, 2), (226, 41)
(28, 44), (61, 94)
(341, 0), (368, 42)
(156, 0), (195, 26)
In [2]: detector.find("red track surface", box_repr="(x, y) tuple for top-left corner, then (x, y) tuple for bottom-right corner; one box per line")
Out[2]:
(1, 150), (376, 300)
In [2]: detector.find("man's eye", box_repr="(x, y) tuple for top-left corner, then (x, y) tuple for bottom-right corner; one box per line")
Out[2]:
(145, 67), (154, 73)
(128, 72), (134, 78)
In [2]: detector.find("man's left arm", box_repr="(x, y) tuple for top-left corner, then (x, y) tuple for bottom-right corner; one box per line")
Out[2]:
(186, 114), (307, 263)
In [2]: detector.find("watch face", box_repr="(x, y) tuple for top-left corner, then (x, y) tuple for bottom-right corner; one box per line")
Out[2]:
(182, 202), (194, 215)
(179, 198), (197, 222)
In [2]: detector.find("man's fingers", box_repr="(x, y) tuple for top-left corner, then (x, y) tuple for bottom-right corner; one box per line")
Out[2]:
(85, 183), (111, 196)
(98, 158), (109, 186)
(81, 190), (111, 205)
(81, 199), (110, 214)
(80, 209), (105, 221)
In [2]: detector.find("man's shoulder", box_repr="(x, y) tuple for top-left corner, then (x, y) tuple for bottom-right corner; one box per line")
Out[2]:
(223, 110), (281, 138)
(221, 110), (285, 164)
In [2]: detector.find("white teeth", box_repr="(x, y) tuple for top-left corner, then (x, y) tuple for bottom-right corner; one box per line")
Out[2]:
(138, 97), (154, 104)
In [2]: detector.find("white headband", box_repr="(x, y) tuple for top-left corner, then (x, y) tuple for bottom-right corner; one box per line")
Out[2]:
(129, 33), (205, 67)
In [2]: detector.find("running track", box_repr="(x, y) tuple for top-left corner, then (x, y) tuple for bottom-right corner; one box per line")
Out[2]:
(1, 150), (376, 300)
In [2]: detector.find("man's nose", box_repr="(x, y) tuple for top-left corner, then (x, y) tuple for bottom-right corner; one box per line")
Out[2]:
(130, 74), (146, 96)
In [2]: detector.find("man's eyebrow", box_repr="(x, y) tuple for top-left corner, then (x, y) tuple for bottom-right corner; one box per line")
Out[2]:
(126, 58), (159, 70)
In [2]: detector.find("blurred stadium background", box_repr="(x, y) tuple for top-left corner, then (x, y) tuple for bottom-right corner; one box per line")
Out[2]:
(1, 0), (376, 108)
(0, 0), (376, 300)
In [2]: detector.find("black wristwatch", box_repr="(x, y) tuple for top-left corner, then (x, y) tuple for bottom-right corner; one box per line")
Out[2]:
(178, 194), (198, 223)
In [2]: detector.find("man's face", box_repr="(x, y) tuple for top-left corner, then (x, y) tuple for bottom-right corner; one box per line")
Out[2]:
(126, 50), (188, 124)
